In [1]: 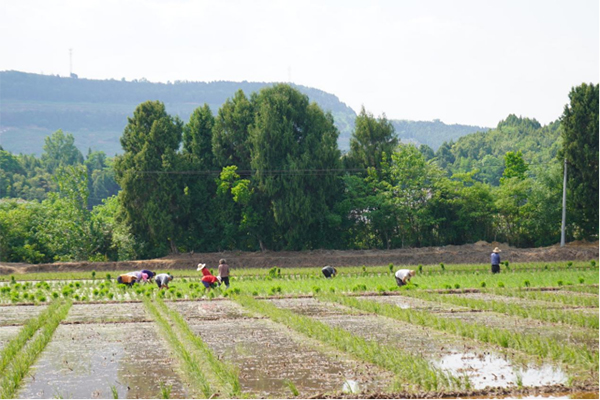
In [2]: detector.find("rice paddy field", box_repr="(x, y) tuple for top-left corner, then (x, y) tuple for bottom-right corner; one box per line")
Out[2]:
(0, 260), (598, 399)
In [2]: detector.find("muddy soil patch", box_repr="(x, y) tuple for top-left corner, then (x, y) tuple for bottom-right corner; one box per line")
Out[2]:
(2, 241), (597, 275)
(0, 304), (46, 326)
(169, 300), (393, 397)
(443, 292), (599, 311)
(65, 303), (150, 324)
(18, 321), (189, 399)
(0, 325), (20, 352)
(269, 297), (569, 390)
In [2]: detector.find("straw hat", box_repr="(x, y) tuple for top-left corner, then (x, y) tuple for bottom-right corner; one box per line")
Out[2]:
(197, 263), (206, 271)
(492, 247), (501, 253)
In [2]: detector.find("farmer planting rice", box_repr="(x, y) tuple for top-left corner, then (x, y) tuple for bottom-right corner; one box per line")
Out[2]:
(491, 247), (502, 274)
(395, 268), (415, 287)
(117, 273), (137, 286)
(154, 273), (173, 289)
(141, 269), (156, 282)
(198, 263), (221, 290)
(321, 265), (337, 278)
(126, 270), (150, 284)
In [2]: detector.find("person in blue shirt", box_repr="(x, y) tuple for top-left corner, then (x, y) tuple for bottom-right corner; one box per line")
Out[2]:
(491, 247), (501, 274)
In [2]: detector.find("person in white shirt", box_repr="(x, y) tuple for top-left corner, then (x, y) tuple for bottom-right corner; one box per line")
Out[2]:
(395, 269), (416, 287)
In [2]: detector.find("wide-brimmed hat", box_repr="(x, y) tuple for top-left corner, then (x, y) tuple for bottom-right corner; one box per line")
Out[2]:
(492, 247), (501, 253)
(197, 263), (206, 271)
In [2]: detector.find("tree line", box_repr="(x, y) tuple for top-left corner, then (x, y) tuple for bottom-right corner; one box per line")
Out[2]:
(0, 83), (597, 263)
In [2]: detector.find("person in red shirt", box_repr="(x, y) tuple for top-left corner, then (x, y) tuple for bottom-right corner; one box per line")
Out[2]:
(198, 263), (221, 290)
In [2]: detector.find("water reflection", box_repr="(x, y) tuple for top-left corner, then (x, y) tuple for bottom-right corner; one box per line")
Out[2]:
(434, 352), (567, 390)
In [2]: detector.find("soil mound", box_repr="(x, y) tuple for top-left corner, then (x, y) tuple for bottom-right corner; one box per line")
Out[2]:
(1, 241), (597, 275)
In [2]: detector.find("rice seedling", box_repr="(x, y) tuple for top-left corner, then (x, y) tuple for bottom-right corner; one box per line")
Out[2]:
(400, 290), (599, 329)
(231, 294), (465, 393)
(0, 299), (71, 398)
(318, 293), (597, 383)
(154, 298), (241, 397)
(143, 297), (213, 398)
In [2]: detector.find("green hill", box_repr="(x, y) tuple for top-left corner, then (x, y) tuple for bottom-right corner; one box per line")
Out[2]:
(0, 71), (487, 156)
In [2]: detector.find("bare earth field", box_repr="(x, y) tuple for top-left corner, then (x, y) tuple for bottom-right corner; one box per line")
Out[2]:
(1, 240), (598, 275)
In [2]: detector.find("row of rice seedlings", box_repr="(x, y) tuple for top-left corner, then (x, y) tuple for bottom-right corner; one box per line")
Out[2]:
(318, 293), (598, 384)
(231, 294), (466, 393)
(0, 300), (62, 374)
(399, 290), (599, 330)
(153, 298), (241, 397)
(1, 264), (595, 305)
(2, 259), (594, 283)
(0, 299), (72, 398)
(143, 297), (214, 398)
(485, 287), (599, 307)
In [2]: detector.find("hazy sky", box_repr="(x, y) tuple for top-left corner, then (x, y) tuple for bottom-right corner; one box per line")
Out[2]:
(1, 0), (598, 127)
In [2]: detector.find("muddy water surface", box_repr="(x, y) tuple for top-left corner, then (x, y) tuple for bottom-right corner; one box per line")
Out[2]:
(0, 325), (20, 351)
(18, 320), (189, 399)
(0, 304), (46, 325)
(271, 297), (569, 390)
(367, 295), (599, 349)
(172, 300), (392, 397)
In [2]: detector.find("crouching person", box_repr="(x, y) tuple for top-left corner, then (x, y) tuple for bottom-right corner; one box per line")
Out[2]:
(322, 265), (337, 278)
(117, 274), (137, 287)
(395, 269), (416, 287)
(155, 273), (173, 290)
(198, 263), (221, 290)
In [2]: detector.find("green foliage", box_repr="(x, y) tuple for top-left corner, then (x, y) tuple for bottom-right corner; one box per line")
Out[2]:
(559, 83), (599, 240)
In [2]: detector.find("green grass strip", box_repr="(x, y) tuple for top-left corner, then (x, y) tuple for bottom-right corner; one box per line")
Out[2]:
(486, 288), (599, 307)
(320, 293), (598, 378)
(153, 298), (241, 397)
(143, 297), (213, 398)
(402, 290), (598, 329)
(0, 300), (71, 399)
(232, 294), (464, 393)
(0, 300), (66, 376)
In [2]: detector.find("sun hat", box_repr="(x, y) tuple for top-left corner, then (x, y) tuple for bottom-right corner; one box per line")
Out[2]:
(197, 263), (206, 271)
(493, 247), (501, 253)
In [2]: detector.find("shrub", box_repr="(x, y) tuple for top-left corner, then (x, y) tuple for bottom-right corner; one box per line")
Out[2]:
(480, 281), (487, 288)
(312, 286), (321, 294)
(590, 260), (596, 267)
(523, 280), (531, 287)
(579, 277), (585, 284)
(557, 280), (564, 286)
(454, 283), (460, 289)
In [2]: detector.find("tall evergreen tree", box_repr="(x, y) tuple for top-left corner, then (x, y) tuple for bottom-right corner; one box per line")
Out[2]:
(250, 84), (342, 250)
(113, 101), (184, 257)
(181, 104), (219, 250)
(559, 83), (599, 240)
(212, 90), (254, 171)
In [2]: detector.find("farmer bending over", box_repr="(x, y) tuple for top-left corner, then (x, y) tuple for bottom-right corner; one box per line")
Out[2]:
(117, 274), (137, 287)
(322, 265), (337, 278)
(198, 263), (221, 290)
(395, 269), (415, 287)
(155, 273), (173, 289)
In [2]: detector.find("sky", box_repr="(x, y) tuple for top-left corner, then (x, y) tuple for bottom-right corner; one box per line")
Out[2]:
(0, 0), (598, 127)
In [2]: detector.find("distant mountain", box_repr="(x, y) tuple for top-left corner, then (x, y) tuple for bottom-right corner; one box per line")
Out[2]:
(392, 119), (490, 151)
(0, 71), (487, 156)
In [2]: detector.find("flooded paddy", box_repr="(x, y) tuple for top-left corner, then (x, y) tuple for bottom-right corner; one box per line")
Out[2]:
(0, 304), (47, 326)
(171, 300), (393, 397)
(17, 318), (189, 399)
(269, 297), (570, 390)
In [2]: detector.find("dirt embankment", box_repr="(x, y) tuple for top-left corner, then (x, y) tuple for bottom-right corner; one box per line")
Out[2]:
(1, 241), (598, 276)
